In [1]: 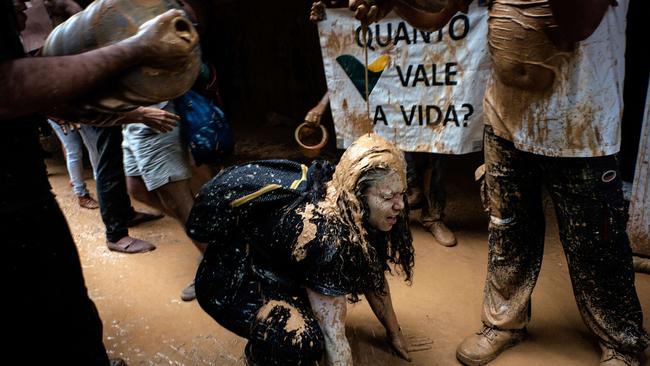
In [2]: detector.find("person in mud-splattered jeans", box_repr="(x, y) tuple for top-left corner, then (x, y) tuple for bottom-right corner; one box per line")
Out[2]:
(349, 0), (649, 365)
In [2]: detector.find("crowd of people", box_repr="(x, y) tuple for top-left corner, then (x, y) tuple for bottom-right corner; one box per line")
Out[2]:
(1, 0), (647, 365)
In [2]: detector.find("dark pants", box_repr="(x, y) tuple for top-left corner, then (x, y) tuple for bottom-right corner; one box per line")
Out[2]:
(3, 198), (109, 365)
(91, 126), (136, 242)
(481, 126), (649, 353)
(196, 241), (324, 366)
(405, 152), (446, 223)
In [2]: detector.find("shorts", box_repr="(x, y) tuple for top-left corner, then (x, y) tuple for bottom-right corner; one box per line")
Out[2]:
(122, 120), (192, 192)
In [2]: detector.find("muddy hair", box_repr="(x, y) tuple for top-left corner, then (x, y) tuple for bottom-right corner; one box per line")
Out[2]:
(355, 168), (415, 289)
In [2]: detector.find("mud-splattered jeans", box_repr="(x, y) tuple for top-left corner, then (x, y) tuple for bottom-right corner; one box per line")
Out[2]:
(481, 126), (649, 354)
(196, 240), (324, 366)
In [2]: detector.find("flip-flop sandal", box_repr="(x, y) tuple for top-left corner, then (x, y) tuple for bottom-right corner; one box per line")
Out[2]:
(127, 211), (164, 227)
(107, 237), (156, 253)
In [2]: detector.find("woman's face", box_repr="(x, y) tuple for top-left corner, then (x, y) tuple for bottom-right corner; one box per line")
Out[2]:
(364, 171), (405, 232)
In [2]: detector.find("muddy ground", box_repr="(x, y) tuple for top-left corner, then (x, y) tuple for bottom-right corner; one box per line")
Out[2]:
(46, 131), (650, 366)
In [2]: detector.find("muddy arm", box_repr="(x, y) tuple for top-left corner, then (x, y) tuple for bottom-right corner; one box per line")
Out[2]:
(364, 280), (413, 361)
(0, 9), (196, 121)
(306, 289), (352, 366)
(548, 0), (614, 42)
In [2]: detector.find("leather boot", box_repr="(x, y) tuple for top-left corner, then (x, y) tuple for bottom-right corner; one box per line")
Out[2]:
(423, 220), (457, 247)
(456, 325), (526, 365)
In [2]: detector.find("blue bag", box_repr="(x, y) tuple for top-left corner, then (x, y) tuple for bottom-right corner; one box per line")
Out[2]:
(174, 90), (234, 166)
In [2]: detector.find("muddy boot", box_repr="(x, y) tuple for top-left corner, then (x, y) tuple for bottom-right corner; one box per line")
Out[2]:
(180, 280), (196, 302)
(456, 325), (526, 365)
(423, 220), (457, 247)
(600, 343), (643, 366)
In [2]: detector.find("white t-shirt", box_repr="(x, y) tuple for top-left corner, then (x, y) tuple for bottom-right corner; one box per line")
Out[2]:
(483, 0), (628, 157)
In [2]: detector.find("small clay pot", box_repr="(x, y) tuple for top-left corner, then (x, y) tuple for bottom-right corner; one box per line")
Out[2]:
(295, 122), (328, 158)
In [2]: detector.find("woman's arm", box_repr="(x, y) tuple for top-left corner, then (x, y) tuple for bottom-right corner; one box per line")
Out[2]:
(306, 289), (352, 366)
(364, 277), (433, 361)
(364, 279), (411, 360)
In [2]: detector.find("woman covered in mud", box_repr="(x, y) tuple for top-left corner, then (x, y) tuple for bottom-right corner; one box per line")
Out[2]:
(186, 134), (430, 365)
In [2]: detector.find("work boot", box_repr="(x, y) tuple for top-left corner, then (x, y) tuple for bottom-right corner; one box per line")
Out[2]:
(180, 280), (196, 302)
(423, 220), (457, 247)
(600, 343), (643, 366)
(456, 325), (526, 366)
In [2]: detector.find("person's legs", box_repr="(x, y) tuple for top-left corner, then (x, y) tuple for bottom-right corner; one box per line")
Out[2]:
(94, 126), (132, 241)
(5, 198), (109, 365)
(544, 155), (649, 361)
(92, 126), (156, 253)
(154, 179), (195, 227)
(157, 180), (207, 301)
(48, 120), (89, 197)
(78, 125), (100, 178)
(125, 122), (200, 295)
(248, 288), (325, 366)
(420, 154), (456, 246)
(126, 176), (165, 212)
(457, 127), (545, 365)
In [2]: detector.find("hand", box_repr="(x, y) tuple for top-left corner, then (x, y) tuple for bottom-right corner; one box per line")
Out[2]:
(127, 106), (180, 133)
(310, 1), (327, 22)
(349, 0), (394, 25)
(128, 9), (199, 66)
(387, 329), (433, 362)
(304, 110), (323, 124)
(43, 0), (82, 18)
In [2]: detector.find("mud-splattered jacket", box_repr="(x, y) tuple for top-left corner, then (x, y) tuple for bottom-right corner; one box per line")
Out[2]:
(187, 159), (390, 298)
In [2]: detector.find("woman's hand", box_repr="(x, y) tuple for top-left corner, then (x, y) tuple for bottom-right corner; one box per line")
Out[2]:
(387, 328), (433, 361)
(125, 106), (180, 133)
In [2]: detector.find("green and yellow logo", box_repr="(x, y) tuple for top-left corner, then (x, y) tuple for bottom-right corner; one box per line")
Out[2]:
(336, 54), (390, 101)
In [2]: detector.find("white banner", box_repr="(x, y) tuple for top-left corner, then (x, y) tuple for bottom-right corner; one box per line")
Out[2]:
(318, 4), (490, 153)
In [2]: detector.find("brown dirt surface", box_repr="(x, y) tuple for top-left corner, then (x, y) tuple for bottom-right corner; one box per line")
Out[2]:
(46, 146), (650, 366)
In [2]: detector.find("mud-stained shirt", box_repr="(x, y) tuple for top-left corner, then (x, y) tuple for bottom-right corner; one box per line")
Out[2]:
(483, 0), (628, 157)
(187, 160), (385, 297)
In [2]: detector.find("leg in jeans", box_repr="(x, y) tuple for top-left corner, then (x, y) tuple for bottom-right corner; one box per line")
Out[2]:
(481, 128), (546, 330)
(417, 153), (456, 246)
(196, 242), (323, 366)
(91, 126), (135, 242)
(544, 155), (649, 354)
(78, 125), (100, 179)
(48, 120), (90, 197)
(248, 287), (324, 366)
(420, 154), (446, 224)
